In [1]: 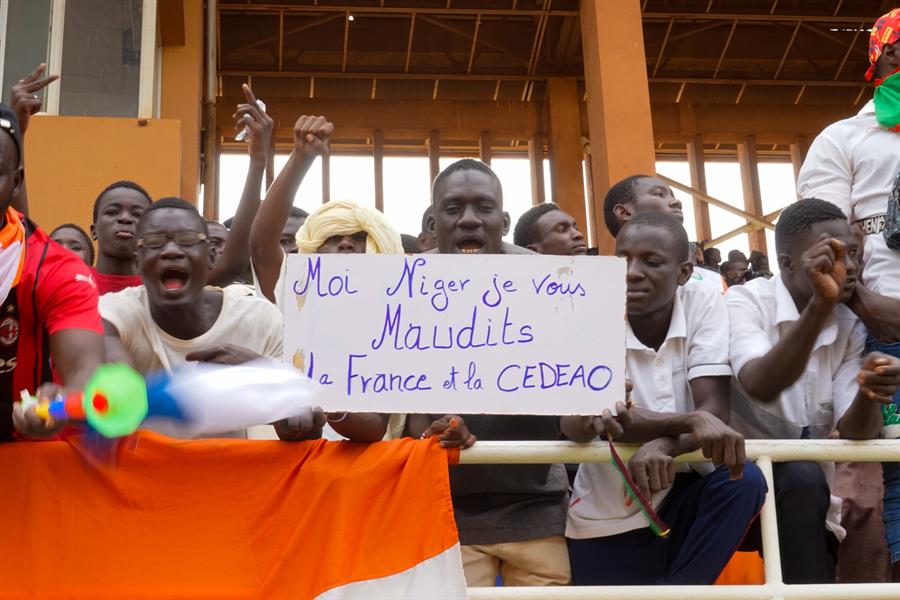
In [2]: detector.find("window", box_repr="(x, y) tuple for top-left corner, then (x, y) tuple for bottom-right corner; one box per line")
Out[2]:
(58, 0), (142, 117)
(0, 0), (52, 105)
(0, 0), (156, 118)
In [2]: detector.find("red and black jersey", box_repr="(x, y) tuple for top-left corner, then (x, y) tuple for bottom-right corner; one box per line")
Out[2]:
(0, 219), (102, 440)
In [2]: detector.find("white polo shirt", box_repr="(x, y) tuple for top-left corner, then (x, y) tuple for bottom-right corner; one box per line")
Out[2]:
(797, 100), (900, 301)
(726, 276), (865, 541)
(688, 266), (727, 295)
(567, 291), (732, 540)
(726, 276), (865, 441)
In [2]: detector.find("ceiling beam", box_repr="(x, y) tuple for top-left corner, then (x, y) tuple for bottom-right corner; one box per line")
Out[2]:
(219, 4), (578, 17)
(341, 11), (350, 72)
(651, 18), (675, 77)
(404, 14), (416, 73)
(220, 70), (871, 90)
(643, 11), (879, 24)
(466, 15), (481, 74)
(773, 20), (801, 79)
(833, 22), (865, 80)
(712, 20), (738, 78)
(221, 13), (342, 58)
(417, 14), (526, 65)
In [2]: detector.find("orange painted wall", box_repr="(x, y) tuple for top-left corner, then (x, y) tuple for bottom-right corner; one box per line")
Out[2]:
(24, 115), (182, 235)
(160, 0), (203, 204)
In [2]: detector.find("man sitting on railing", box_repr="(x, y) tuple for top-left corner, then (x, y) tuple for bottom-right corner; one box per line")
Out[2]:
(726, 198), (900, 584)
(407, 159), (571, 588)
(563, 212), (766, 585)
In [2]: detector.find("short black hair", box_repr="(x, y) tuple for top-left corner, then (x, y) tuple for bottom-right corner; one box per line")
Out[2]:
(619, 211), (690, 262)
(513, 203), (560, 248)
(92, 180), (152, 224)
(774, 198), (847, 255)
(0, 103), (23, 167)
(50, 223), (95, 265)
(421, 204), (434, 233)
(289, 206), (309, 220)
(431, 158), (502, 204)
(401, 233), (422, 253)
(727, 249), (747, 262)
(206, 220), (227, 233)
(603, 174), (651, 237)
(137, 196), (208, 235)
(703, 247), (720, 263)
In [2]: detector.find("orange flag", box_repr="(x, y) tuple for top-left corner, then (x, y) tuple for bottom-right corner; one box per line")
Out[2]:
(0, 433), (466, 599)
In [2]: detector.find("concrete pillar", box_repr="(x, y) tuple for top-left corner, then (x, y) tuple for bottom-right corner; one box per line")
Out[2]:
(687, 135), (712, 242)
(547, 77), (586, 228)
(529, 134), (546, 206)
(580, 0), (656, 254)
(738, 135), (768, 254)
(428, 130), (440, 184)
(374, 130), (384, 212)
(161, 0), (203, 202)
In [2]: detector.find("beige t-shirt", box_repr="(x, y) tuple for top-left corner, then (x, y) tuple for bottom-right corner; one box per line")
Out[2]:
(100, 285), (284, 373)
(99, 285), (284, 439)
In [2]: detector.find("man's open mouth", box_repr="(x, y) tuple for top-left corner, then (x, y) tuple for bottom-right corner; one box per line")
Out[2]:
(455, 237), (484, 254)
(161, 267), (189, 291)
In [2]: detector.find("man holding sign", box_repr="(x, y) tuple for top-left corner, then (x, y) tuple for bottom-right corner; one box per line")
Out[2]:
(406, 159), (571, 587)
(564, 213), (766, 585)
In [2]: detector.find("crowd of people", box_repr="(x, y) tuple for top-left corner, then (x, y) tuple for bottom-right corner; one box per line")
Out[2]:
(4, 7), (900, 591)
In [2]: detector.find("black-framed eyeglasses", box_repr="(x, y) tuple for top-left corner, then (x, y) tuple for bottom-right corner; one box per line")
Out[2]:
(137, 231), (208, 249)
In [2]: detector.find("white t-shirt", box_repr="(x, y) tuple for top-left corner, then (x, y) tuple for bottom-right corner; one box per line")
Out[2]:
(566, 291), (732, 540)
(99, 286), (284, 438)
(797, 100), (900, 300)
(726, 276), (865, 540)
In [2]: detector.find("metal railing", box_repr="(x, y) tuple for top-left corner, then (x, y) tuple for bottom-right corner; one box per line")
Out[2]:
(459, 439), (900, 599)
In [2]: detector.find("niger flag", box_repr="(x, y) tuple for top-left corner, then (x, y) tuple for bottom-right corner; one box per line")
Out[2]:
(0, 432), (467, 599)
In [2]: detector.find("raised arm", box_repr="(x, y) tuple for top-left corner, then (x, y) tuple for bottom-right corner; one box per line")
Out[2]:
(250, 115), (333, 302)
(737, 238), (845, 402)
(8, 63), (59, 216)
(208, 84), (272, 287)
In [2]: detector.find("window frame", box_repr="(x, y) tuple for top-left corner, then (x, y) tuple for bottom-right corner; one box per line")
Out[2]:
(0, 0), (158, 118)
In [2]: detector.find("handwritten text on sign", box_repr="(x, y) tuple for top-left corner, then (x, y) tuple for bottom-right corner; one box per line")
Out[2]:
(283, 254), (625, 415)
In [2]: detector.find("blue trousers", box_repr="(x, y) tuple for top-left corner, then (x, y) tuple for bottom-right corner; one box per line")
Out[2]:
(568, 462), (766, 585)
(871, 337), (900, 563)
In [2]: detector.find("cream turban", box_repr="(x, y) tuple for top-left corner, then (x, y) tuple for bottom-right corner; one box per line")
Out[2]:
(295, 199), (403, 255)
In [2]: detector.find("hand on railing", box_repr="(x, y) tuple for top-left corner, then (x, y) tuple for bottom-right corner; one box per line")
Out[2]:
(685, 410), (746, 481)
(423, 415), (476, 449)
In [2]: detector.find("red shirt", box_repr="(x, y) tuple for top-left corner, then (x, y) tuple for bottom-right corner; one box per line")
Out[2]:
(0, 220), (102, 439)
(90, 268), (143, 295)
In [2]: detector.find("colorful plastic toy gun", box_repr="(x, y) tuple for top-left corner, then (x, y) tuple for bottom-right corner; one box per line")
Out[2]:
(19, 360), (320, 439)
(19, 363), (148, 438)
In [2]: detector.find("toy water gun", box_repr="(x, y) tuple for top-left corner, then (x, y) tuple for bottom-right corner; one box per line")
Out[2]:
(19, 360), (320, 438)
(19, 363), (148, 438)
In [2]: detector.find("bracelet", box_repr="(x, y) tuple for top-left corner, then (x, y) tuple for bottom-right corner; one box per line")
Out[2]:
(326, 412), (349, 423)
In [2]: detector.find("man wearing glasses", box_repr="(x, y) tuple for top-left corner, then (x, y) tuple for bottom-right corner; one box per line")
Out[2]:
(99, 198), (293, 437)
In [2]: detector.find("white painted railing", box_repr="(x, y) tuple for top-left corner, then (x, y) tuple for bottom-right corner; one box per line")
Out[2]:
(459, 440), (900, 600)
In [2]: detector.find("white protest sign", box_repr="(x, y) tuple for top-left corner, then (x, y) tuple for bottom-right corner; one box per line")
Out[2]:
(282, 254), (625, 415)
